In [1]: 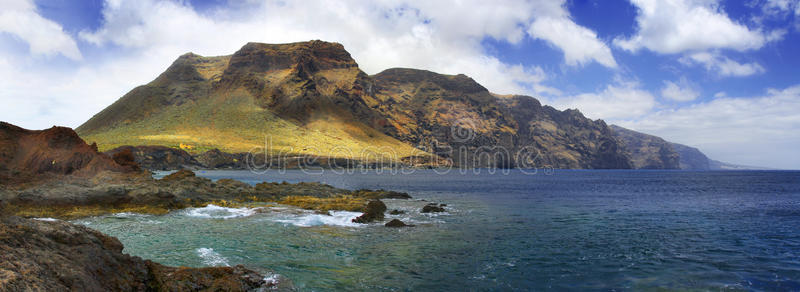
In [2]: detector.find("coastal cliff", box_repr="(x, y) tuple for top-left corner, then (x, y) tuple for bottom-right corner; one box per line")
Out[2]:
(610, 125), (680, 169)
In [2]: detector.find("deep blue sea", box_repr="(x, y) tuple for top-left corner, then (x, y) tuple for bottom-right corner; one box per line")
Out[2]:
(74, 170), (800, 290)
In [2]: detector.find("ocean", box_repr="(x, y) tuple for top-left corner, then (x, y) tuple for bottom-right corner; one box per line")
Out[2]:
(73, 169), (800, 290)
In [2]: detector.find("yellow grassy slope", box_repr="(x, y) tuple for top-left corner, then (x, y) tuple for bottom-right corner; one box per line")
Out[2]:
(81, 87), (427, 161)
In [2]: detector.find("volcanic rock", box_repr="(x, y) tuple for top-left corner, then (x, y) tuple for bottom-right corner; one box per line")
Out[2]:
(0, 216), (272, 291)
(421, 203), (446, 213)
(105, 145), (203, 171)
(385, 219), (413, 227)
(352, 199), (387, 223)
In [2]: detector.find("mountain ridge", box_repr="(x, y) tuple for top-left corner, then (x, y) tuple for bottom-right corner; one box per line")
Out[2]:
(78, 40), (636, 169)
(610, 124), (772, 170)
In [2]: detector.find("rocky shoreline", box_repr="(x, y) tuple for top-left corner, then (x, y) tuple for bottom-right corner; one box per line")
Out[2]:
(0, 122), (422, 290)
(104, 145), (440, 171)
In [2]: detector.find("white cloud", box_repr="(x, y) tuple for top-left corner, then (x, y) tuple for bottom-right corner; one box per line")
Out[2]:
(0, 0), (82, 60)
(762, 0), (797, 15)
(680, 51), (766, 77)
(5, 0), (607, 129)
(660, 78), (700, 101)
(549, 81), (657, 120)
(527, 2), (617, 68)
(616, 85), (800, 169)
(74, 0), (568, 97)
(615, 0), (779, 54)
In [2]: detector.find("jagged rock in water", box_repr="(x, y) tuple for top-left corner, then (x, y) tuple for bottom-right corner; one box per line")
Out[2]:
(385, 219), (413, 227)
(421, 203), (446, 213)
(352, 200), (387, 223)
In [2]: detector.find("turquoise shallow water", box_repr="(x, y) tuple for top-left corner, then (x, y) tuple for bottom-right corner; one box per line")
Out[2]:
(74, 170), (800, 290)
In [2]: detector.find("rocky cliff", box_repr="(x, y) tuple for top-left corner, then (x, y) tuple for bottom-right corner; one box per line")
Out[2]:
(670, 143), (711, 170)
(78, 41), (633, 169)
(610, 125), (680, 169)
(368, 68), (631, 168)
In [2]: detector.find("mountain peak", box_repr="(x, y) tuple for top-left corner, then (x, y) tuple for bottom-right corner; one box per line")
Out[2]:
(373, 68), (487, 94)
(228, 40), (358, 73)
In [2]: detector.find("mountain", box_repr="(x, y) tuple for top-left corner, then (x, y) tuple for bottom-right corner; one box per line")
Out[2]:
(609, 125), (679, 169)
(368, 68), (631, 168)
(77, 41), (425, 164)
(78, 41), (632, 169)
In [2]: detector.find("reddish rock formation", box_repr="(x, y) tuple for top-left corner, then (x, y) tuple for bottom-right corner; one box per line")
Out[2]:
(0, 122), (138, 185)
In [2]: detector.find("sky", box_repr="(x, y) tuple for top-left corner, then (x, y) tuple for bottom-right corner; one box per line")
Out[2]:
(0, 0), (798, 169)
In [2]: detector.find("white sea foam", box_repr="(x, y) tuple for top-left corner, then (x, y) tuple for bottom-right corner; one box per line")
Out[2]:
(263, 272), (281, 287)
(272, 210), (364, 227)
(196, 248), (230, 267)
(183, 204), (257, 219)
(33, 217), (58, 222)
(111, 212), (150, 218)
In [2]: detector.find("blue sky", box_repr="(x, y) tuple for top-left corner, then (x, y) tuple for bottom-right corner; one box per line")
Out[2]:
(1, 0), (799, 168)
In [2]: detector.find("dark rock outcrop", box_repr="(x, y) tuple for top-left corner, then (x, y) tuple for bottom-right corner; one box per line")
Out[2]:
(111, 148), (140, 171)
(0, 216), (272, 291)
(352, 189), (412, 200)
(385, 219), (413, 227)
(421, 203), (446, 213)
(105, 145), (203, 171)
(389, 209), (405, 215)
(352, 200), (387, 223)
(194, 148), (244, 169)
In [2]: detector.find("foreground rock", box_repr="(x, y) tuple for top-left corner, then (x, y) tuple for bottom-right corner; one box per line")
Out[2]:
(0, 216), (273, 291)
